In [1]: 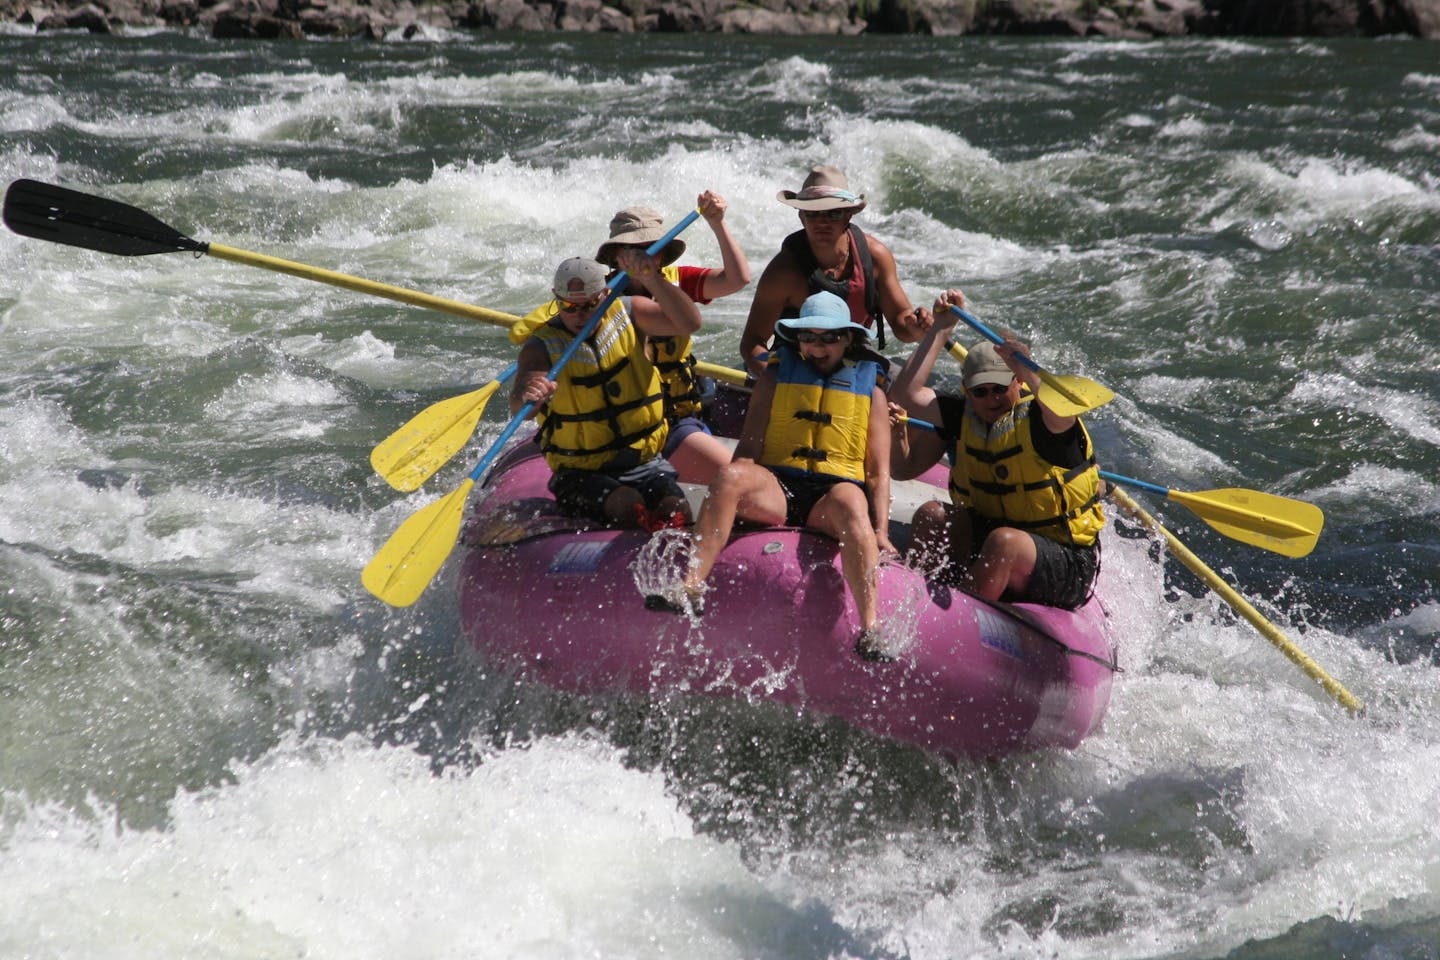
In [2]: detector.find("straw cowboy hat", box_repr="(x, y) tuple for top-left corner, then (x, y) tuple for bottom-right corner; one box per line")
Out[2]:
(776, 164), (867, 212)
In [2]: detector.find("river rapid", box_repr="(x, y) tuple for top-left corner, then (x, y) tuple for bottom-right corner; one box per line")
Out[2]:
(2, 28), (1438, 960)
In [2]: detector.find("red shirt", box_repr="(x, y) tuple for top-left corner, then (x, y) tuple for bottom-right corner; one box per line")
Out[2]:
(674, 265), (715, 304)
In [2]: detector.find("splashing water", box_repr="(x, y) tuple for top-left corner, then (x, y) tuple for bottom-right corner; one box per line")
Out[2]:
(631, 527), (706, 618)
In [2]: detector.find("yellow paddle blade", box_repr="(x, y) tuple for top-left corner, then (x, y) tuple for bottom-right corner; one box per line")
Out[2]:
(509, 303), (552, 344)
(1035, 371), (1116, 418)
(362, 479), (475, 607)
(946, 337), (1113, 417)
(369, 384), (499, 492)
(1170, 487), (1325, 559)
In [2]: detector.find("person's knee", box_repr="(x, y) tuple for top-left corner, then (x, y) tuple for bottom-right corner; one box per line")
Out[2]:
(819, 486), (872, 541)
(709, 461), (751, 495)
(604, 486), (646, 526)
(978, 526), (1028, 562)
(912, 499), (947, 528)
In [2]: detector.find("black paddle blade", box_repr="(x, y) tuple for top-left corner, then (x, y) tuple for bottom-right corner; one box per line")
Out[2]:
(3, 179), (207, 257)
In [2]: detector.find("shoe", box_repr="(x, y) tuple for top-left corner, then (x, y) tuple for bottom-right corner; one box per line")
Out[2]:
(854, 625), (896, 663)
(634, 503), (691, 533)
(644, 583), (705, 617)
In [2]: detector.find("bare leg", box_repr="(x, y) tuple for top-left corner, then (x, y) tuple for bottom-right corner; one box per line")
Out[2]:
(667, 431), (733, 486)
(908, 500), (975, 582)
(966, 527), (1038, 601)
(807, 482), (879, 629)
(683, 461), (786, 591)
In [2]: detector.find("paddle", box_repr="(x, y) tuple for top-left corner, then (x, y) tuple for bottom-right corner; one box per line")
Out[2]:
(370, 361), (519, 492)
(948, 305), (1115, 417)
(693, 359), (749, 387)
(893, 415), (1324, 558)
(1099, 471), (1322, 559)
(1108, 486), (1362, 715)
(362, 211), (701, 608)
(3, 178), (520, 328)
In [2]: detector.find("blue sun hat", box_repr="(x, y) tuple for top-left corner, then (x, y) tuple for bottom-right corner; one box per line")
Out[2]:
(775, 291), (872, 343)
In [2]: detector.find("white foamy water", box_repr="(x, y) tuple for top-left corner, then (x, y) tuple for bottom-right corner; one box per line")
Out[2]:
(3, 31), (1438, 960)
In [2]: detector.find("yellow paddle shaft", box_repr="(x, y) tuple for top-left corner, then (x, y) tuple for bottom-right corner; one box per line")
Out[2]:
(1109, 485), (1363, 716)
(694, 359), (749, 387)
(207, 243), (523, 329)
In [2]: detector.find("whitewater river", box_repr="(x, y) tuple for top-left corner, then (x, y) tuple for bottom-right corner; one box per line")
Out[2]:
(1, 27), (1438, 959)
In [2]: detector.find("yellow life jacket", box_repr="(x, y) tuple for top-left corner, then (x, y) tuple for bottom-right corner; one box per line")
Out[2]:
(758, 345), (879, 483)
(645, 264), (704, 422)
(949, 398), (1105, 547)
(515, 266), (703, 423)
(528, 298), (668, 472)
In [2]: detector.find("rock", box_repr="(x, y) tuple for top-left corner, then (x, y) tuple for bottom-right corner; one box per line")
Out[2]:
(471, 0), (549, 29)
(38, 1), (111, 29)
(1, 0), (1437, 36)
(211, 7), (305, 36)
(1399, 0), (1440, 36)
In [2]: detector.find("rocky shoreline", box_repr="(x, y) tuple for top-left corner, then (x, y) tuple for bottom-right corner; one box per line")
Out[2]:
(4, 0), (1438, 40)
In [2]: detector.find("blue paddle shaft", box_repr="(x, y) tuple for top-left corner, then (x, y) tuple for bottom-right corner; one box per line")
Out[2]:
(468, 209), (701, 483)
(1097, 471), (1169, 497)
(950, 305), (1043, 375)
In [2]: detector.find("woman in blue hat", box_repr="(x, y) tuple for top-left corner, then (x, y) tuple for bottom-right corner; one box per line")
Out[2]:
(649, 291), (896, 655)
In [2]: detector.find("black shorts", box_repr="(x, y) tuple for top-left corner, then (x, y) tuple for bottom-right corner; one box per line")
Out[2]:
(549, 456), (684, 525)
(969, 510), (1100, 610)
(660, 415), (712, 458)
(769, 468), (862, 528)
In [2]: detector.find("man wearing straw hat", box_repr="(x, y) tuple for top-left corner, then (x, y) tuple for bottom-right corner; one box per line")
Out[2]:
(739, 164), (932, 378)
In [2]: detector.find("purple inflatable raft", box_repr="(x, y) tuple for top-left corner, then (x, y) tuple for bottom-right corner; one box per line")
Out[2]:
(457, 432), (1117, 760)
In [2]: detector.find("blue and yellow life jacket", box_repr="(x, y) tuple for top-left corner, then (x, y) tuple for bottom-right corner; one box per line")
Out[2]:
(528, 298), (668, 472)
(949, 398), (1106, 547)
(758, 345), (880, 483)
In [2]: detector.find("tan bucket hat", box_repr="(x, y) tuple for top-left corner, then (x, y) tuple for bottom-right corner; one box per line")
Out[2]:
(776, 164), (867, 212)
(595, 206), (686, 267)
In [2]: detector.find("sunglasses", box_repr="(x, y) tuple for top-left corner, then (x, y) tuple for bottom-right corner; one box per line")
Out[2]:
(557, 293), (605, 314)
(795, 330), (847, 345)
(799, 209), (851, 223)
(968, 383), (1012, 399)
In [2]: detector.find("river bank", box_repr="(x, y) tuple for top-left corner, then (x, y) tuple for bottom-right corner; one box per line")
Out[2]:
(5, 0), (1439, 40)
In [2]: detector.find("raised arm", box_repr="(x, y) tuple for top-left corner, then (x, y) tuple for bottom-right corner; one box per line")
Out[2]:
(693, 190), (751, 300)
(889, 289), (964, 418)
(886, 289), (966, 480)
(996, 338), (1077, 435)
(619, 248), (702, 337)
